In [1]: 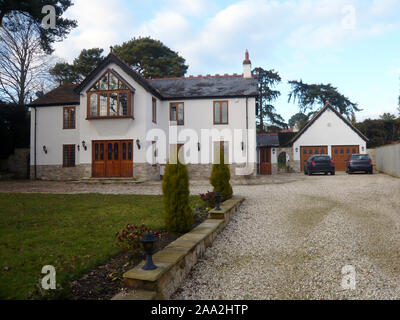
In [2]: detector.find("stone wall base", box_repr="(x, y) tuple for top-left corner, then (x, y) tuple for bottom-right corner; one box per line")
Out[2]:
(187, 163), (257, 180)
(30, 164), (91, 180)
(30, 163), (257, 181)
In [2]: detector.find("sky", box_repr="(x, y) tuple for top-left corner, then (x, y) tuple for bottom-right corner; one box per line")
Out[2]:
(53, 0), (400, 123)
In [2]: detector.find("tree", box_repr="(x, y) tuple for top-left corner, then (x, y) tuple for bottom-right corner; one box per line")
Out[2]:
(210, 146), (233, 201)
(288, 80), (361, 120)
(72, 48), (105, 78)
(356, 117), (400, 148)
(288, 112), (309, 130)
(253, 67), (286, 132)
(0, 13), (54, 104)
(113, 37), (188, 78)
(0, 0), (77, 54)
(380, 113), (397, 121)
(49, 62), (80, 84)
(49, 48), (105, 83)
(0, 102), (30, 160)
(162, 155), (194, 233)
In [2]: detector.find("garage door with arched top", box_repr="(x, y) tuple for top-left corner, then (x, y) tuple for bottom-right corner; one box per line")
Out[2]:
(331, 145), (359, 171)
(300, 146), (328, 171)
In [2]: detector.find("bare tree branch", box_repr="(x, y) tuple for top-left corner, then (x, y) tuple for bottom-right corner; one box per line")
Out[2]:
(0, 13), (55, 104)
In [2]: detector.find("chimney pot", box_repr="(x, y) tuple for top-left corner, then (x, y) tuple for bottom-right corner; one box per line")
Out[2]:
(243, 50), (252, 78)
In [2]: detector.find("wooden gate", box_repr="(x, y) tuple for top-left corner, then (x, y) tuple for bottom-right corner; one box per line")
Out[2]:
(259, 147), (271, 175)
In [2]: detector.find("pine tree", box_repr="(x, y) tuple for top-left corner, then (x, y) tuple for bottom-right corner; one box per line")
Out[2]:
(210, 145), (233, 201)
(162, 154), (193, 233)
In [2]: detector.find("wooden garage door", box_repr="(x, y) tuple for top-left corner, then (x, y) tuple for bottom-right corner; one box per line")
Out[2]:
(332, 145), (359, 171)
(300, 146), (328, 171)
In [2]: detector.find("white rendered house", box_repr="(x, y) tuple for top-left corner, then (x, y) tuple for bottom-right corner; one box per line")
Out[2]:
(29, 50), (258, 180)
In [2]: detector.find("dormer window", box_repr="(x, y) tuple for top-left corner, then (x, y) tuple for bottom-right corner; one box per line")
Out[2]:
(86, 69), (134, 119)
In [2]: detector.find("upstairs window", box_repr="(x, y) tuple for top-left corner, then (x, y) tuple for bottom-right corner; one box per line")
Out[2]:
(87, 70), (133, 119)
(63, 107), (76, 129)
(170, 102), (184, 125)
(152, 97), (157, 123)
(214, 101), (228, 124)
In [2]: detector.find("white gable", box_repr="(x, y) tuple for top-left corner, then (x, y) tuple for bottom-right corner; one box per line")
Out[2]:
(293, 107), (367, 160)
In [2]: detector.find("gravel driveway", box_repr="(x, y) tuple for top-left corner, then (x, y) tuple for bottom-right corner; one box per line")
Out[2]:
(173, 173), (400, 300)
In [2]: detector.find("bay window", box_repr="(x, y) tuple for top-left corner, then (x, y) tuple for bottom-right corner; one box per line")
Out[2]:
(87, 70), (133, 119)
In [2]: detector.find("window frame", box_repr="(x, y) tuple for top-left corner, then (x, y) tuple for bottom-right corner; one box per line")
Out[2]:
(152, 97), (157, 124)
(63, 106), (76, 129)
(169, 102), (184, 125)
(86, 69), (134, 120)
(213, 100), (229, 125)
(63, 144), (76, 167)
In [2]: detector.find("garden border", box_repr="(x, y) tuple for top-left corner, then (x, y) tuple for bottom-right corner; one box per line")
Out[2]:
(113, 196), (244, 300)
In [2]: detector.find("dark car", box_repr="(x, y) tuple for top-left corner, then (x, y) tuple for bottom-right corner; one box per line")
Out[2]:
(346, 154), (373, 174)
(304, 155), (335, 175)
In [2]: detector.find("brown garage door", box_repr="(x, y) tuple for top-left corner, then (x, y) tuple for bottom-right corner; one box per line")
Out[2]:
(331, 145), (359, 171)
(300, 146), (328, 171)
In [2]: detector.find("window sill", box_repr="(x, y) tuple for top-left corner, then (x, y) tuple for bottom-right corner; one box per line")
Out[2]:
(86, 116), (134, 120)
(213, 123), (229, 125)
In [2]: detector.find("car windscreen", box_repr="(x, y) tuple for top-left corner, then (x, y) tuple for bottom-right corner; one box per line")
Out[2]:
(314, 156), (330, 161)
(351, 155), (370, 161)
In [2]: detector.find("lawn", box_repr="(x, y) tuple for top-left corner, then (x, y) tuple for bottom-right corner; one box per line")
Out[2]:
(0, 193), (203, 299)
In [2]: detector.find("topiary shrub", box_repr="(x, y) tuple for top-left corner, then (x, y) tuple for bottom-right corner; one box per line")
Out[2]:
(210, 145), (233, 201)
(162, 155), (194, 233)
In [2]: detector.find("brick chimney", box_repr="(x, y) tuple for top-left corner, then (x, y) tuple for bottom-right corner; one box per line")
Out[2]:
(243, 50), (252, 78)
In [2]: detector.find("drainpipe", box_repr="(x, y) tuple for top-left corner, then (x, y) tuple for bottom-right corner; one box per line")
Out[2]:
(245, 97), (249, 165)
(33, 106), (37, 179)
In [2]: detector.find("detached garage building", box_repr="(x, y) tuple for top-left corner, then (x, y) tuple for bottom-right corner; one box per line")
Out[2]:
(290, 102), (368, 172)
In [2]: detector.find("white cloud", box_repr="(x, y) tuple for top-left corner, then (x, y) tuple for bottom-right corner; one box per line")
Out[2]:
(135, 11), (192, 48)
(52, 0), (133, 62)
(163, 0), (217, 17)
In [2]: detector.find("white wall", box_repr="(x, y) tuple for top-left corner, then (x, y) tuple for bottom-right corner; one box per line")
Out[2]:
(158, 97), (256, 165)
(30, 105), (79, 165)
(293, 108), (367, 161)
(375, 143), (400, 177)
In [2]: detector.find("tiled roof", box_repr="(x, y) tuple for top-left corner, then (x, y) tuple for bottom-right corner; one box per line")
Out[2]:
(29, 84), (80, 107)
(30, 53), (258, 106)
(148, 75), (258, 99)
(257, 133), (280, 147)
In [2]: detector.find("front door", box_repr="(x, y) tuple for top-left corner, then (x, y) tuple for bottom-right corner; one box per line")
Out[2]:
(92, 140), (133, 177)
(259, 147), (271, 175)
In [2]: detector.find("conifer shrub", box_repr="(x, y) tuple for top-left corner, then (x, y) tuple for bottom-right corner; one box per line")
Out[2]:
(162, 154), (194, 233)
(210, 145), (233, 201)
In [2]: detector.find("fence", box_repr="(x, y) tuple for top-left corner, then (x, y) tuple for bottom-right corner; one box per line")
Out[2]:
(375, 143), (400, 178)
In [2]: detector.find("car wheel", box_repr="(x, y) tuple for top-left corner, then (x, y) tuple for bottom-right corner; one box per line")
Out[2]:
(307, 170), (311, 176)
(369, 170), (373, 174)
(304, 169), (307, 175)
(346, 168), (349, 174)
(324, 172), (328, 175)
(331, 171), (335, 175)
